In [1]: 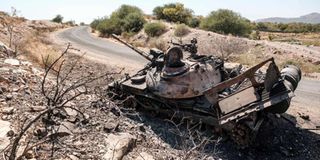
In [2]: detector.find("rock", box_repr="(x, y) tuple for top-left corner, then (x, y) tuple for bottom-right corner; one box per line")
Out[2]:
(300, 115), (310, 121)
(1, 107), (14, 114)
(224, 62), (241, 71)
(29, 105), (47, 112)
(103, 133), (136, 160)
(24, 150), (35, 159)
(139, 125), (146, 132)
(6, 94), (13, 101)
(135, 152), (154, 160)
(12, 68), (27, 74)
(111, 107), (121, 117)
(4, 58), (20, 66)
(12, 87), (19, 92)
(21, 61), (32, 66)
(0, 120), (11, 150)
(103, 122), (119, 133)
(57, 122), (76, 136)
(298, 112), (310, 121)
(68, 155), (80, 160)
(312, 60), (320, 65)
(31, 67), (43, 75)
(6, 130), (14, 137)
(65, 108), (78, 117)
(34, 127), (47, 138)
(1, 86), (8, 93)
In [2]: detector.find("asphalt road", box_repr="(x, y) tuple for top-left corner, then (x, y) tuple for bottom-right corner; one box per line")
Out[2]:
(56, 26), (148, 64)
(56, 26), (320, 107)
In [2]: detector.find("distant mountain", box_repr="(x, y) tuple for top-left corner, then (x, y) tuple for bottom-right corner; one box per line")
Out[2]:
(256, 12), (320, 24)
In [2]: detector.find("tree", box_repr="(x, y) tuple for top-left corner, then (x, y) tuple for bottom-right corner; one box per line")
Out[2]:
(256, 22), (268, 31)
(90, 18), (103, 30)
(92, 5), (146, 36)
(152, 3), (193, 24)
(52, 14), (63, 23)
(188, 17), (201, 28)
(200, 9), (252, 36)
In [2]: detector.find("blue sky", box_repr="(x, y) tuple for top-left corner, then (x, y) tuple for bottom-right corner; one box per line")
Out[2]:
(0, 0), (319, 23)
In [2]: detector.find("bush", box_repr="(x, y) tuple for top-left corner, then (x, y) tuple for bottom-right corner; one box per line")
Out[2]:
(90, 18), (103, 30)
(188, 17), (201, 28)
(122, 12), (146, 32)
(65, 20), (76, 26)
(144, 22), (166, 37)
(152, 3), (193, 24)
(200, 9), (252, 36)
(92, 5), (146, 36)
(174, 24), (190, 37)
(52, 15), (63, 23)
(96, 17), (122, 35)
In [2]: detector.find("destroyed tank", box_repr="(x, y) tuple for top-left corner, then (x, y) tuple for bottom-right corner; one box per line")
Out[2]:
(108, 34), (301, 145)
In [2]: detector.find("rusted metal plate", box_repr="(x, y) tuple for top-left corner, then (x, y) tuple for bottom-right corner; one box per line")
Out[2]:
(219, 87), (259, 115)
(122, 79), (147, 94)
(264, 62), (280, 92)
(147, 60), (222, 99)
(219, 90), (293, 125)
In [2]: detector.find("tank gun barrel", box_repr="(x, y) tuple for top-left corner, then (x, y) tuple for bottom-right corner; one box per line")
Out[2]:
(111, 34), (152, 61)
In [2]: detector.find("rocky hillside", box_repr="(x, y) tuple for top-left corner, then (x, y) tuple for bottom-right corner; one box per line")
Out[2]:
(1, 41), (219, 159)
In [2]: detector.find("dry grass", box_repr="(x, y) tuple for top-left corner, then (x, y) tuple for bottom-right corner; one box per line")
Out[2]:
(174, 24), (190, 37)
(279, 58), (320, 73)
(234, 50), (320, 73)
(148, 37), (168, 51)
(260, 31), (320, 46)
(19, 31), (60, 67)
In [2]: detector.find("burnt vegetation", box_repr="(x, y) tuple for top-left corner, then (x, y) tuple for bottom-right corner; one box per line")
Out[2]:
(2, 45), (119, 159)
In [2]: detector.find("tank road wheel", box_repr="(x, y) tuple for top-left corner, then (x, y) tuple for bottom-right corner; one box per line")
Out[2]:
(231, 123), (251, 147)
(122, 96), (137, 108)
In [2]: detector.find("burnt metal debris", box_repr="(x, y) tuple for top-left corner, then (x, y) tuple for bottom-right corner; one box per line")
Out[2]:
(108, 34), (301, 146)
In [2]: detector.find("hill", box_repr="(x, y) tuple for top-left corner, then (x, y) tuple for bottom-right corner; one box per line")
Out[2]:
(256, 12), (320, 24)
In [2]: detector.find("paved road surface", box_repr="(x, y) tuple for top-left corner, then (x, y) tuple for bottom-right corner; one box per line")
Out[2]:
(56, 26), (320, 107)
(56, 26), (148, 65)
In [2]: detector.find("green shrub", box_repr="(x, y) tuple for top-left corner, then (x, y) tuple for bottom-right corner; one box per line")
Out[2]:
(200, 9), (252, 36)
(152, 3), (193, 24)
(122, 12), (146, 32)
(90, 18), (103, 30)
(92, 5), (146, 36)
(144, 22), (166, 37)
(188, 17), (201, 28)
(97, 17), (122, 35)
(174, 24), (190, 37)
(52, 15), (63, 23)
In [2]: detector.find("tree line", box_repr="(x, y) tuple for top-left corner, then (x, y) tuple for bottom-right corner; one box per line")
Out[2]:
(254, 22), (320, 33)
(89, 3), (320, 38)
